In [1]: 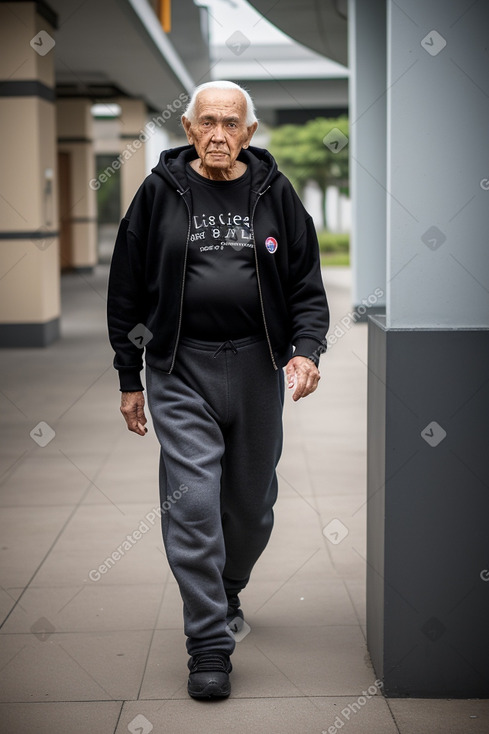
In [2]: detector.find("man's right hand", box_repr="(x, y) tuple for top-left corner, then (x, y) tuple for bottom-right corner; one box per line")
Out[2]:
(120, 391), (148, 436)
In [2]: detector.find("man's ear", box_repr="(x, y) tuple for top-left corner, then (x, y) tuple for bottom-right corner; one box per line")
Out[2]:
(181, 116), (193, 144)
(243, 122), (258, 148)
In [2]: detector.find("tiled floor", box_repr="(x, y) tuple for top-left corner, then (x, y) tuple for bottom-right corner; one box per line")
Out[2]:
(0, 267), (487, 733)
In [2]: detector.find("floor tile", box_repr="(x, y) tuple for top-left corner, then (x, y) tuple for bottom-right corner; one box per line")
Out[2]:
(0, 506), (77, 589)
(31, 542), (168, 587)
(1, 582), (166, 634)
(241, 578), (358, 628)
(0, 587), (23, 628)
(0, 455), (89, 507)
(49, 502), (165, 549)
(0, 630), (151, 702)
(138, 629), (196, 700)
(246, 625), (378, 696)
(0, 701), (122, 734)
(1, 265), (476, 732)
(251, 533), (337, 584)
(155, 581), (184, 630)
(343, 577), (367, 627)
(117, 696), (397, 734)
(389, 698), (489, 734)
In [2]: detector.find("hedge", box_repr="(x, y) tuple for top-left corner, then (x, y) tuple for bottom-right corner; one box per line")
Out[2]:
(316, 231), (350, 253)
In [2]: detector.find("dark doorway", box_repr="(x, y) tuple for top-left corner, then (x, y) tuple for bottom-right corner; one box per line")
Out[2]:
(58, 151), (73, 271)
(95, 153), (122, 264)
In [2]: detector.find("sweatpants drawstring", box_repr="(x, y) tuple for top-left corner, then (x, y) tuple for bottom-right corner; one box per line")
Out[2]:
(213, 340), (238, 358)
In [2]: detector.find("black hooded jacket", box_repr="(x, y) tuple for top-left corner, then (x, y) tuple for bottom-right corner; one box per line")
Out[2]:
(107, 144), (329, 391)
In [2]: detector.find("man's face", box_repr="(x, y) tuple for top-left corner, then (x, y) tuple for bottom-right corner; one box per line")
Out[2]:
(182, 89), (257, 175)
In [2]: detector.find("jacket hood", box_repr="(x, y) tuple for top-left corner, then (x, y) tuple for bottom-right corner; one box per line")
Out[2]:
(151, 144), (280, 195)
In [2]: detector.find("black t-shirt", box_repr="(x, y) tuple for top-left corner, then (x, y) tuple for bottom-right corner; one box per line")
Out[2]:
(181, 163), (263, 340)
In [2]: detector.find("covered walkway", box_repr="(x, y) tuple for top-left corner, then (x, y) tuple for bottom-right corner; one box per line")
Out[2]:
(0, 267), (486, 732)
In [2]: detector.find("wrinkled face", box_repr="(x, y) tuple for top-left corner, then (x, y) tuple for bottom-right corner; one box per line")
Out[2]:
(182, 89), (257, 174)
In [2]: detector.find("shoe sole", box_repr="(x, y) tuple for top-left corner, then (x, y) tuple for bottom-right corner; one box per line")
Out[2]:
(188, 681), (231, 699)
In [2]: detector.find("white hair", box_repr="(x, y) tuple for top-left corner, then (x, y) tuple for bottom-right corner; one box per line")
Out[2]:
(183, 81), (258, 127)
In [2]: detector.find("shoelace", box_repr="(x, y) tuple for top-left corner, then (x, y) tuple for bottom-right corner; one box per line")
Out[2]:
(190, 652), (230, 673)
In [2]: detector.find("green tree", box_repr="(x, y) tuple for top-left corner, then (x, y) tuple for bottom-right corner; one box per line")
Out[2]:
(269, 116), (349, 229)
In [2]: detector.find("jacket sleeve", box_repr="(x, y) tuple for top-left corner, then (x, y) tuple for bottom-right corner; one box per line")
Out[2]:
(107, 213), (149, 392)
(287, 196), (330, 366)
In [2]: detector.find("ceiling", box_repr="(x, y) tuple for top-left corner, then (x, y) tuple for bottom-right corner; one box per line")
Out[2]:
(45, 0), (348, 131)
(247, 0), (348, 67)
(48, 0), (209, 129)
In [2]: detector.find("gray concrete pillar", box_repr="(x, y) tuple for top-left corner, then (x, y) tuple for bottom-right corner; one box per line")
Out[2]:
(0, 1), (60, 346)
(367, 0), (489, 696)
(348, 0), (387, 318)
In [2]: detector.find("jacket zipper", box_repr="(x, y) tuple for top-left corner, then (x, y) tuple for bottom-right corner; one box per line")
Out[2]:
(252, 186), (278, 370)
(169, 190), (191, 373)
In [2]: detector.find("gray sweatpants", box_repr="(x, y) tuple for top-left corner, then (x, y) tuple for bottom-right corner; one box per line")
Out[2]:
(146, 336), (285, 656)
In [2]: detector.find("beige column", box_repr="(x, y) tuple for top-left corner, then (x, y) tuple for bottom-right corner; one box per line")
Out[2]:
(117, 99), (148, 214)
(57, 99), (97, 272)
(0, 2), (60, 346)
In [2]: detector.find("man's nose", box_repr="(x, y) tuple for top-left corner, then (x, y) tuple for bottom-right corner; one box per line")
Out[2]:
(211, 124), (225, 141)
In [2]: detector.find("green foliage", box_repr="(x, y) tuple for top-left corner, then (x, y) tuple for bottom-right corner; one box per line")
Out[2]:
(95, 154), (121, 224)
(317, 230), (350, 266)
(269, 116), (349, 197)
(321, 251), (350, 267)
(269, 116), (349, 228)
(316, 230), (349, 254)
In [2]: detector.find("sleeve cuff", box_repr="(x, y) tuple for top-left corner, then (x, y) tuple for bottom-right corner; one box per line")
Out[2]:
(293, 337), (327, 367)
(117, 367), (144, 392)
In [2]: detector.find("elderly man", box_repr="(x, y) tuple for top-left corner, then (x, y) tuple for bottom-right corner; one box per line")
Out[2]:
(107, 80), (329, 699)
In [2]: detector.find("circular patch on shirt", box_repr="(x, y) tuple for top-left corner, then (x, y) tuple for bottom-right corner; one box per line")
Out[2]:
(265, 236), (278, 254)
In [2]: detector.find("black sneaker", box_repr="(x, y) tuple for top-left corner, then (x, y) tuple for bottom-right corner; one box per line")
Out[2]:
(226, 595), (244, 634)
(187, 650), (232, 699)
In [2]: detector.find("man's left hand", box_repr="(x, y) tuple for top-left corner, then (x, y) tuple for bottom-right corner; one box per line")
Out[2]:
(285, 356), (321, 401)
